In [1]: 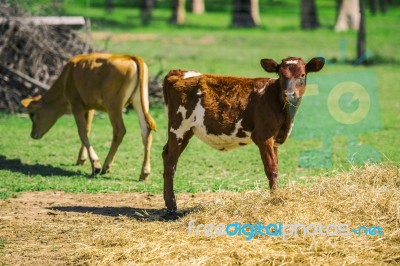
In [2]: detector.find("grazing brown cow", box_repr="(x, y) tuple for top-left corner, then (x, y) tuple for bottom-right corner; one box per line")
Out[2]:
(162, 57), (325, 212)
(21, 53), (157, 180)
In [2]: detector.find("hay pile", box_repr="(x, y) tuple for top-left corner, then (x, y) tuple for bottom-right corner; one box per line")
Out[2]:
(0, 164), (399, 265)
(74, 164), (399, 265)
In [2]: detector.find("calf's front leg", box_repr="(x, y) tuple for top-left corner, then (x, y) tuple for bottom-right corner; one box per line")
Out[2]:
(72, 108), (101, 175)
(76, 110), (95, 166)
(256, 138), (278, 190)
(162, 130), (193, 213)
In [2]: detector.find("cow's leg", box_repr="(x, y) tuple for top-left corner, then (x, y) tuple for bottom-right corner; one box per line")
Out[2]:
(72, 107), (101, 175)
(256, 138), (278, 190)
(101, 110), (126, 174)
(162, 131), (193, 212)
(132, 98), (153, 181)
(76, 110), (95, 166)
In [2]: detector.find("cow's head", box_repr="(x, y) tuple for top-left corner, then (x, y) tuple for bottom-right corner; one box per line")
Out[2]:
(260, 57), (325, 118)
(21, 96), (64, 139)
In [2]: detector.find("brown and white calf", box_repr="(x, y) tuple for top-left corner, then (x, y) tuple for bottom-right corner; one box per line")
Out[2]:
(162, 57), (325, 211)
(21, 53), (156, 180)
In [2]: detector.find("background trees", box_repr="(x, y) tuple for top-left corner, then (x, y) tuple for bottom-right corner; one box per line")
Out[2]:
(301, 0), (319, 29)
(191, 0), (205, 14)
(169, 0), (186, 25)
(335, 0), (360, 31)
(140, 0), (155, 25)
(231, 0), (260, 27)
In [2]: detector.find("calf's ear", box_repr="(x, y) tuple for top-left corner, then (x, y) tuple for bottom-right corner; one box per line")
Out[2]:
(260, 59), (279, 73)
(306, 57), (325, 73)
(21, 98), (34, 108)
(21, 96), (42, 110)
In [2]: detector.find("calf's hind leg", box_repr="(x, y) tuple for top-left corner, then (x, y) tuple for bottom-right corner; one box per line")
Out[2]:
(132, 98), (153, 181)
(101, 110), (126, 174)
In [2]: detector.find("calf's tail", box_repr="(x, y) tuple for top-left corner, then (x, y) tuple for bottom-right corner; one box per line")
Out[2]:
(131, 55), (157, 131)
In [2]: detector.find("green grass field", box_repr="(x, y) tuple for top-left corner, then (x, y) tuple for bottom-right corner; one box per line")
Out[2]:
(1, 1), (399, 200)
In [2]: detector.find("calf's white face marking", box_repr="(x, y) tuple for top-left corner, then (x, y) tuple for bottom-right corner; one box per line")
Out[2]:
(183, 71), (202, 79)
(170, 100), (252, 150)
(285, 60), (298, 65)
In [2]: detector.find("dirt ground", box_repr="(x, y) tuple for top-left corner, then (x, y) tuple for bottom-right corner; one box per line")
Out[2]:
(1, 165), (399, 265)
(0, 191), (207, 265)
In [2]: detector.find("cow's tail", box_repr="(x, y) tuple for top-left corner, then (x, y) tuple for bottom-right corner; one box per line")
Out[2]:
(131, 55), (157, 131)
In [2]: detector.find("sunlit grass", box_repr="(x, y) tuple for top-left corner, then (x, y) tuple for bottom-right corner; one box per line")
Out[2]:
(0, 1), (399, 199)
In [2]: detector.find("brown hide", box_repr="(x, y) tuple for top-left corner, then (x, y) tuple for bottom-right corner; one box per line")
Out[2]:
(164, 72), (281, 139)
(21, 53), (156, 180)
(162, 57), (325, 212)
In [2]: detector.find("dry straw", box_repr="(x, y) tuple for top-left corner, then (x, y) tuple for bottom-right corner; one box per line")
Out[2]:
(1, 164), (399, 265)
(71, 164), (400, 265)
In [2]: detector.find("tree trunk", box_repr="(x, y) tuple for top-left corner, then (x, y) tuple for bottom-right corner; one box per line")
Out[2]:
(192, 0), (205, 14)
(141, 0), (155, 25)
(335, 0), (342, 21)
(231, 0), (260, 28)
(301, 0), (320, 29)
(335, 0), (360, 32)
(105, 0), (113, 13)
(380, 0), (388, 13)
(170, 0), (186, 25)
(357, 0), (366, 63)
(369, 0), (379, 14)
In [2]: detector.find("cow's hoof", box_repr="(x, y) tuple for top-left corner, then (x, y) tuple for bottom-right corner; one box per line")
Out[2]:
(139, 172), (150, 181)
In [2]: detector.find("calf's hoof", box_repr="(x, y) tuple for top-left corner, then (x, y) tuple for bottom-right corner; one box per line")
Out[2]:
(101, 166), (111, 175)
(139, 172), (150, 181)
(161, 209), (180, 220)
(92, 167), (101, 176)
(91, 161), (102, 176)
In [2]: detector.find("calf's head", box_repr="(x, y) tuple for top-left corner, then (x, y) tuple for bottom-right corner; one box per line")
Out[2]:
(260, 57), (325, 117)
(21, 96), (64, 139)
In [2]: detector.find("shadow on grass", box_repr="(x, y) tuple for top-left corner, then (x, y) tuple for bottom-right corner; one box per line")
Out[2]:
(48, 205), (200, 221)
(0, 155), (77, 177)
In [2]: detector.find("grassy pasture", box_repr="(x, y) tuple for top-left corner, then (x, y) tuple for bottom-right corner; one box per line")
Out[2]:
(1, 1), (399, 199)
(0, 1), (400, 265)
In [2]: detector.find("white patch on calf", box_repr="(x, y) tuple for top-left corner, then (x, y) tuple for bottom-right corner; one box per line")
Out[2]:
(88, 146), (99, 161)
(170, 100), (253, 150)
(176, 105), (187, 119)
(183, 71), (202, 79)
(193, 118), (252, 151)
(170, 100), (204, 140)
(285, 60), (298, 65)
(287, 122), (294, 137)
